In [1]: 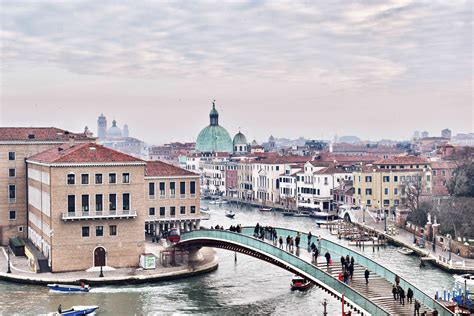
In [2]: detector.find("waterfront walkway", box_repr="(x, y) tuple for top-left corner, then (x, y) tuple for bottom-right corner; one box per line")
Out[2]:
(349, 210), (474, 273)
(0, 243), (218, 285)
(178, 228), (452, 316)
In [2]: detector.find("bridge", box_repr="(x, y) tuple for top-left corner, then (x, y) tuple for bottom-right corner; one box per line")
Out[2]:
(176, 227), (453, 316)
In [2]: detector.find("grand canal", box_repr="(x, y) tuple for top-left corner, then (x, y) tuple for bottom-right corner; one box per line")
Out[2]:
(0, 202), (456, 315)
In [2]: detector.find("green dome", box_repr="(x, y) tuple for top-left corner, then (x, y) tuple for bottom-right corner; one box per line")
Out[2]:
(196, 125), (233, 152)
(233, 132), (247, 146)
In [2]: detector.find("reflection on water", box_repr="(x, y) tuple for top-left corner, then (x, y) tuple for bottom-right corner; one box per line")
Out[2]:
(0, 202), (455, 315)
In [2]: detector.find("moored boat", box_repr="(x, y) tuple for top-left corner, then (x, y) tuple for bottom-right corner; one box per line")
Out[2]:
(290, 275), (313, 292)
(397, 247), (414, 255)
(259, 207), (272, 212)
(47, 283), (90, 293)
(200, 206), (209, 212)
(51, 305), (98, 316)
(282, 211), (295, 217)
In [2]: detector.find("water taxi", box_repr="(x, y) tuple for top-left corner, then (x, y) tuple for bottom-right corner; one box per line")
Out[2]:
(259, 207), (272, 212)
(397, 247), (414, 255)
(225, 210), (235, 218)
(51, 305), (98, 316)
(290, 275), (313, 292)
(47, 283), (90, 293)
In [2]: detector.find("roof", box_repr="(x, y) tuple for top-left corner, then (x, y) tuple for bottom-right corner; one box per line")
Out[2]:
(317, 154), (379, 164)
(0, 127), (95, 142)
(145, 161), (198, 177)
(430, 160), (458, 169)
(28, 143), (143, 164)
(195, 125), (233, 153)
(375, 156), (428, 165)
(251, 155), (311, 165)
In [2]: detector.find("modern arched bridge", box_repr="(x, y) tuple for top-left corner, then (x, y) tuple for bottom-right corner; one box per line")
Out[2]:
(176, 227), (452, 316)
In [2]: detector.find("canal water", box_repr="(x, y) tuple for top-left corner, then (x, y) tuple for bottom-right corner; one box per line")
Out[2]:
(0, 202), (456, 315)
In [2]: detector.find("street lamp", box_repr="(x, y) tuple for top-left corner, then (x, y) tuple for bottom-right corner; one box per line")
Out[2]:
(6, 247), (11, 274)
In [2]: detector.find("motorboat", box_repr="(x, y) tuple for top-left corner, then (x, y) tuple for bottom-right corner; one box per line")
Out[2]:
(282, 211), (295, 217)
(293, 212), (311, 218)
(225, 210), (235, 219)
(47, 283), (90, 293)
(209, 199), (228, 205)
(309, 212), (338, 220)
(200, 206), (209, 212)
(454, 274), (474, 287)
(51, 305), (98, 316)
(259, 207), (273, 212)
(397, 247), (414, 255)
(290, 275), (313, 292)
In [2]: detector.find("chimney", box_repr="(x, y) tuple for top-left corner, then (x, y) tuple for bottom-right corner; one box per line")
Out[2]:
(69, 136), (75, 147)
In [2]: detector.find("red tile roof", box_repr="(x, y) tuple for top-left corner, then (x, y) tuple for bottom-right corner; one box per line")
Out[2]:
(252, 155), (312, 165)
(145, 161), (198, 177)
(0, 127), (94, 141)
(430, 160), (458, 169)
(28, 143), (143, 164)
(375, 156), (428, 165)
(317, 154), (379, 164)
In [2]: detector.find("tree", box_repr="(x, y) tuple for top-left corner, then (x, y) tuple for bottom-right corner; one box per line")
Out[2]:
(434, 197), (474, 239)
(447, 161), (474, 197)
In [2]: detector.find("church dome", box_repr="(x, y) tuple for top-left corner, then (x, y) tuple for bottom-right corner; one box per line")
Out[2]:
(107, 120), (123, 138)
(195, 101), (233, 153)
(233, 131), (247, 146)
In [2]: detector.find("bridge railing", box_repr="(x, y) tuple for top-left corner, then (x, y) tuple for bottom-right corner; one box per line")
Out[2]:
(240, 226), (452, 316)
(180, 229), (390, 316)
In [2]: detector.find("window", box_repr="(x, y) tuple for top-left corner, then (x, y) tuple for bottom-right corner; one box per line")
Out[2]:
(68, 195), (75, 212)
(110, 225), (117, 236)
(394, 176), (398, 182)
(109, 173), (117, 184)
(95, 173), (103, 184)
(394, 199), (400, 206)
(149, 207), (155, 216)
(81, 195), (89, 212)
(109, 194), (117, 211)
(180, 181), (186, 197)
(149, 182), (155, 197)
(383, 176), (390, 182)
(122, 173), (130, 184)
(324, 177), (328, 185)
(96, 194), (103, 212)
(8, 168), (16, 178)
(365, 176), (372, 183)
(122, 193), (130, 211)
(180, 206), (186, 214)
(67, 174), (75, 185)
(426, 175), (431, 182)
(9, 210), (16, 220)
(384, 188), (389, 195)
(160, 207), (165, 216)
(170, 206), (176, 216)
(383, 199), (390, 206)
(82, 226), (90, 237)
(170, 182), (176, 197)
(8, 152), (15, 160)
(366, 199), (371, 205)
(365, 188), (372, 195)
(401, 176), (406, 182)
(432, 170), (437, 176)
(81, 174), (89, 185)
(8, 184), (16, 202)
(191, 206), (196, 214)
(96, 226), (104, 237)
(357, 188), (361, 195)
(394, 188), (398, 195)
(159, 182), (165, 197)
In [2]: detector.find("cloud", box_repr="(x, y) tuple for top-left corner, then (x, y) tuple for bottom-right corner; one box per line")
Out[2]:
(0, 0), (471, 91)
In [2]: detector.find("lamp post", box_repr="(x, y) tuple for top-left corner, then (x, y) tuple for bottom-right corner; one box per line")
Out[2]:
(6, 247), (11, 274)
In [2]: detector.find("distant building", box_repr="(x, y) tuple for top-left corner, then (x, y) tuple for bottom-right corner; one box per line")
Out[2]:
(232, 131), (248, 154)
(337, 136), (361, 144)
(123, 124), (129, 138)
(97, 114), (107, 139)
(195, 101), (233, 153)
(421, 131), (429, 138)
(441, 128), (451, 140)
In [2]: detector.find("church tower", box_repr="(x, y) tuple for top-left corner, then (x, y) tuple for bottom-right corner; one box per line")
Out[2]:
(97, 114), (107, 140)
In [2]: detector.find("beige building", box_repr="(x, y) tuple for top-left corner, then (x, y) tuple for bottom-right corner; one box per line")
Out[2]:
(0, 127), (94, 245)
(353, 156), (431, 210)
(26, 143), (146, 272)
(144, 161), (200, 237)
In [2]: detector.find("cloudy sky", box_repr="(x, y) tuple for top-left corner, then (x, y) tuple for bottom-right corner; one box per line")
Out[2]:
(1, 0), (472, 144)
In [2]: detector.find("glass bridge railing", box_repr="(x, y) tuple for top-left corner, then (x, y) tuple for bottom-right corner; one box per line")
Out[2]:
(180, 229), (390, 316)
(239, 227), (452, 316)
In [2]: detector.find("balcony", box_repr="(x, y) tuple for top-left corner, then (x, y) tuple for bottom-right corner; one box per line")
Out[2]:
(62, 210), (137, 221)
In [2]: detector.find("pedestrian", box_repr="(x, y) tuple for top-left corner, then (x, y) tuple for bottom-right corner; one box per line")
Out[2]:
(350, 256), (354, 267)
(279, 236), (283, 249)
(364, 268), (370, 284)
(414, 299), (421, 316)
(340, 256), (345, 269)
(325, 251), (331, 267)
(399, 287), (405, 305)
(345, 255), (350, 266)
(432, 309), (438, 316)
(286, 235), (290, 251)
(407, 288), (413, 304)
(349, 263), (354, 280)
(343, 269), (350, 284)
(254, 223), (260, 237)
(295, 233), (300, 248)
(338, 272), (344, 281)
(308, 231), (312, 246)
(395, 275), (400, 286)
(312, 248), (318, 262)
(310, 242), (316, 251)
(392, 285), (398, 301)
(290, 237), (294, 252)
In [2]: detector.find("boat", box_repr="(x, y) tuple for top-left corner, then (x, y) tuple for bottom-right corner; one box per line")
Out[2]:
(293, 212), (311, 218)
(282, 211), (295, 217)
(47, 283), (90, 293)
(225, 210), (235, 218)
(200, 206), (209, 212)
(290, 275), (313, 292)
(51, 305), (99, 316)
(454, 274), (474, 287)
(209, 199), (228, 205)
(259, 207), (272, 212)
(309, 211), (338, 220)
(397, 247), (414, 255)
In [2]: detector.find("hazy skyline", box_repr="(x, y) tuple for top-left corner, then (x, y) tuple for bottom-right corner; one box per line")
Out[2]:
(1, 1), (472, 144)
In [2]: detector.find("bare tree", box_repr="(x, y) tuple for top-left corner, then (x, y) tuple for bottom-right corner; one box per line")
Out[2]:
(404, 172), (429, 226)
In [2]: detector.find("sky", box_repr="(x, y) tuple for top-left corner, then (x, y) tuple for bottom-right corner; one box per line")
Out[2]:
(0, 0), (472, 145)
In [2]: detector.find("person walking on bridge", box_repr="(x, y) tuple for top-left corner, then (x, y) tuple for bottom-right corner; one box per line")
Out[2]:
(325, 251), (331, 267)
(364, 268), (370, 284)
(392, 285), (398, 300)
(307, 231), (312, 247)
(286, 235), (290, 251)
(414, 299), (421, 316)
(399, 287), (405, 305)
(407, 287), (413, 304)
(295, 233), (301, 248)
(340, 256), (345, 269)
(279, 236), (283, 249)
